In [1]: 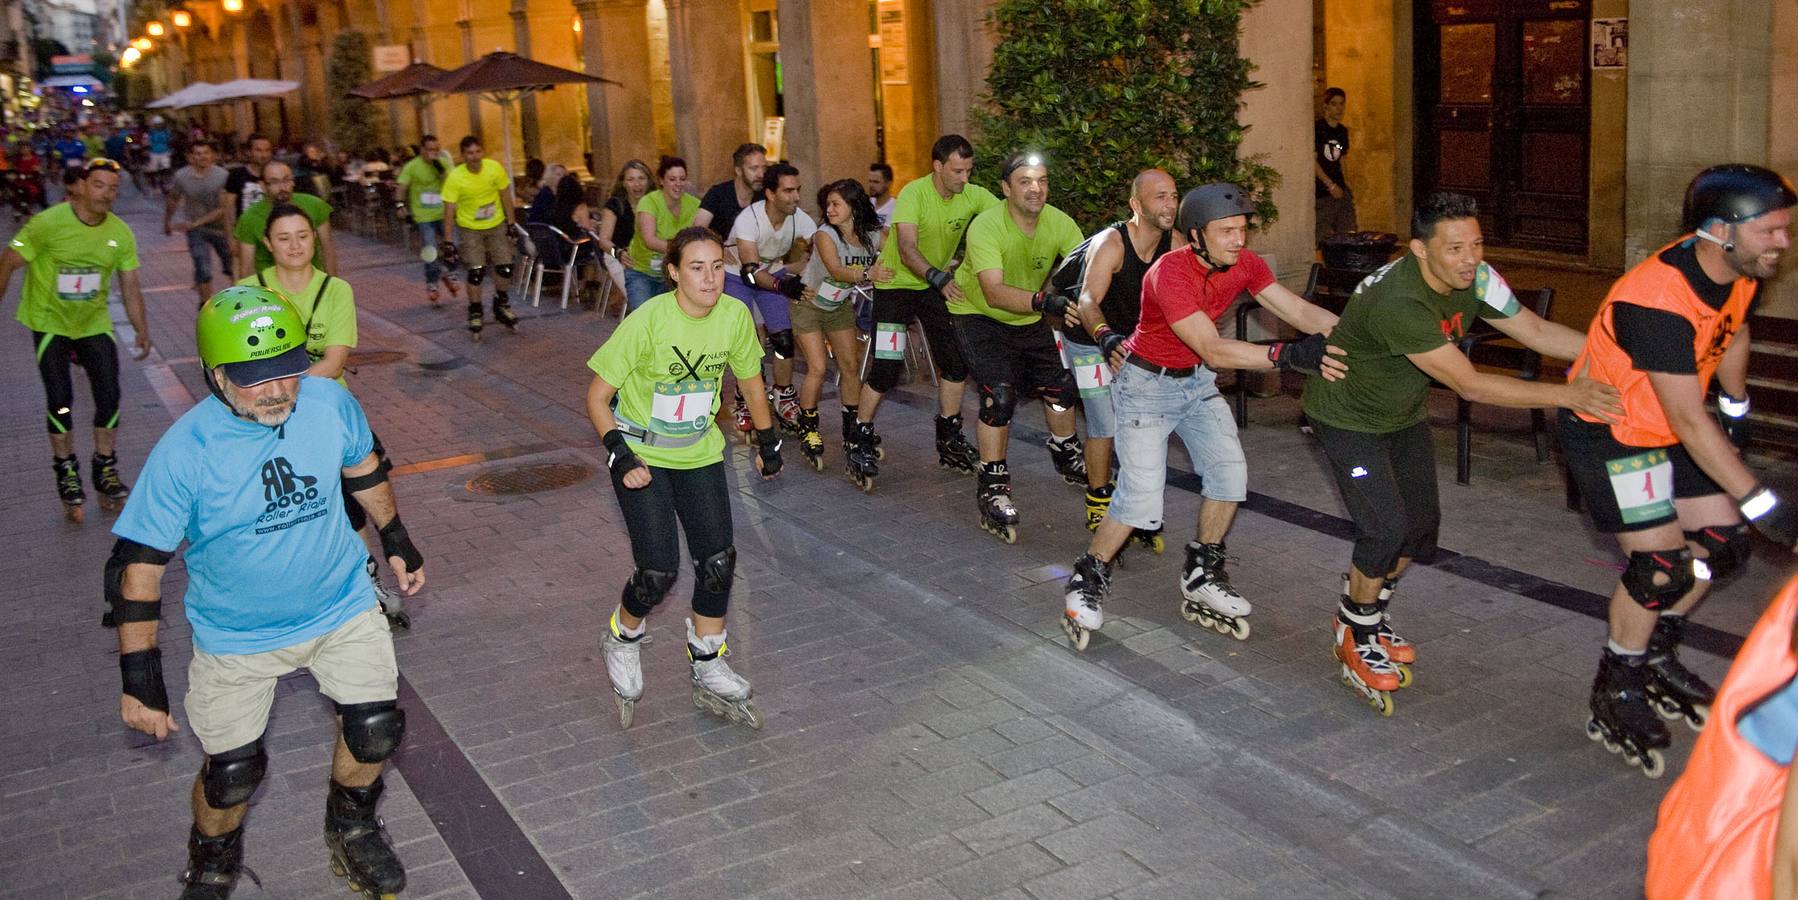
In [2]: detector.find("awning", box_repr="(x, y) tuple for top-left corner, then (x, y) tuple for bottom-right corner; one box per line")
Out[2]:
(40, 75), (103, 90)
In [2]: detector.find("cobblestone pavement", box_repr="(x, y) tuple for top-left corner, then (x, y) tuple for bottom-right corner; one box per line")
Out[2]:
(3, 184), (1794, 899)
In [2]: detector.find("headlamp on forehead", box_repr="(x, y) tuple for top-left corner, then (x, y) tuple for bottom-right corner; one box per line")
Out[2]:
(1001, 152), (1047, 182)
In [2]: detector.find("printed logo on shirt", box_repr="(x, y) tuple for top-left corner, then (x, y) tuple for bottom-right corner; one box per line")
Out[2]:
(1701, 311), (1740, 369)
(1438, 311), (1465, 341)
(1322, 139), (1346, 162)
(664, 345), (728, 380)
(255, 456), (328, 534)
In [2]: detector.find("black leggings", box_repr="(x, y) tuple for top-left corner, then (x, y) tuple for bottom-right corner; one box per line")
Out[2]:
(342, 431), (391, 533)
(612, 460), (735, 618)
(33, 331), (120, 434)
(1312, 419), (1440, 577)
(865, 286), (969, 393)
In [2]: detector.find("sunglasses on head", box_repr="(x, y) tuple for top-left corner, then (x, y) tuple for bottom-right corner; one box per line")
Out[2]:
(83, 158), (121, 176)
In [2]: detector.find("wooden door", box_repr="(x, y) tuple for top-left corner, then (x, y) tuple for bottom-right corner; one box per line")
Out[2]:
(1415, 0), (1590, 254)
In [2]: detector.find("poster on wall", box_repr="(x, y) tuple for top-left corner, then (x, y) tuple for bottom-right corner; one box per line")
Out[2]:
(878, 0), (910, 85)
(1592, 18), (1627, 69)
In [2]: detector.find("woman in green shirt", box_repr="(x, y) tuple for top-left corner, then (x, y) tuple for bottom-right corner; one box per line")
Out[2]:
(625, 156), (698, 312)
(240, 203), (410, 630)
(586, 226), (782, 729)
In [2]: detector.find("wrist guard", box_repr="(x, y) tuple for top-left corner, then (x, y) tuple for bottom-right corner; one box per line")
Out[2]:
(120, 647), (169, 713)
(1717, 392), (1752, 451)
(602, 428), (646, 481)
(925, 267), (953, 290)
(1030, 290), (1070, 318)
(378, 516), (425, 572)
(777, 271), (806, 301)
(1094, 325), (1126, 359)
(1268, 332), (1329, 373)
(755, 426), (783, 476)
(1741, 486), (1798, 548)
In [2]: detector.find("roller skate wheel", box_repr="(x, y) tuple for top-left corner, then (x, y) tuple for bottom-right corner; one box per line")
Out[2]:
(99, 495), (125, 512)
(1603, 737), (1621, 753)
(740, 703), (765, 730)
(855, 475), (875, 493)
(1060, 616), (1091, 651)
(1370, 691), (1394, 717)
(1686, 705), (1709, 732)
(64, 504), (85, 523)
(808, 455), (824, 472)
(615, 695), (635, 729)
(1179, 602), (1201, 624)
(874, 446), (885, 460)
(1651, 696), (1682, 721)
(1394, 663), (1412, 689)
(983, 522), (1018, 544)
(1640, 748), (1667, 778)
(1228, 618), (1251, 641)
(384, 611), (411, 631)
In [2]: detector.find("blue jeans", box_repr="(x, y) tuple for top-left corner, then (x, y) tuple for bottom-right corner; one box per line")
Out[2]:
(723, 271), (793, 332)
(624, 268), (666, 311)
(1109, 363), (1247, 531)
(416, 219), (447, 284)
(186, 228), (231, 284)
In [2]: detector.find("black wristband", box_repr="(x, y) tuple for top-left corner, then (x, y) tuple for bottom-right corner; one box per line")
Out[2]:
(1095, 326), (1125, 358)
(120, 647), (170, 713)
(603, 428), (645, 480)
(925, 267), (952, 290)
(756, 426), (783, 476)
(378, 516), (425, 572)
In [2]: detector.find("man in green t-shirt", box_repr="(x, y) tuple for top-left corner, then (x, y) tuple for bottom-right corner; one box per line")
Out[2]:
(846, 134), (999, 489)
(440, 135), (520, 339)
(1300, 191), (1619, 713)
(949, 152), (1085, 542)
(233, 161), (336, 276)
(395, 134), (458, 304)
(0, 159), (151, 521)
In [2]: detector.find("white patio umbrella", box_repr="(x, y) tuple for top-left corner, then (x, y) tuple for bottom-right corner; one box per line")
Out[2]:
(146, 81), (223, 109)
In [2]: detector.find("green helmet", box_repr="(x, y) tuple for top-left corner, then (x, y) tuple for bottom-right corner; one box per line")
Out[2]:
(196, 285), (310, 387)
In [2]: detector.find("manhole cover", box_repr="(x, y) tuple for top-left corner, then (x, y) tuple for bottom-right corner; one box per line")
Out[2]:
(465, 462), (593, 496)
(348, 350), (407, 367)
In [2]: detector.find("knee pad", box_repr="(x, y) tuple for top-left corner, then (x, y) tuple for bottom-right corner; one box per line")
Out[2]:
(201, 740), (267, 808)
(622, 567), (677, 616)
(1622, 548), (1698, 611)
(695, 546), (737, 595)
(1038, 375), (1075, 413)
(768, 329), (795, 360)
(338, 700), (406, 763)
(1687, 524), (1751, 581)
(494, 263), (514, 281)
(978, 382), (1017, 427)
(865, 356), (902, 394)
(465, 265), (487, 286)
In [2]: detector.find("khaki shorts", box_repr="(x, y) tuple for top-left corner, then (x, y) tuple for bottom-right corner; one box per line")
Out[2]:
(186, 607), (398, 753)
(792, 300), (857, 334)
(458, 223), (515, 268)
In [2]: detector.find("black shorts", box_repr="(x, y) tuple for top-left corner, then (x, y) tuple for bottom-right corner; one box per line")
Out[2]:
(1311, 418), (1440, 576)
(1558, 410), (1723, 533)
(953, 313), (1074, 401)
(869, 286), (968, 383)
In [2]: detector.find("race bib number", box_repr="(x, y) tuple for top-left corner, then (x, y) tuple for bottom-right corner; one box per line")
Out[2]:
(1606, 449), (1674, 525)
(56, 266), (102, 301)
(1070, 349), (1112, 398)
(873, 322), (908, 360)
(649, 378), (717, 435)
(476, 203), (497, 221)
(815, 281), (852, 310)
(420, 191), (442, 208)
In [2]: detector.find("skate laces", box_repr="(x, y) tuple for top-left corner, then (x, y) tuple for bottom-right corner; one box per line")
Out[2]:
(802, 429), (823, 452)
(1339, 615), (1398, 672)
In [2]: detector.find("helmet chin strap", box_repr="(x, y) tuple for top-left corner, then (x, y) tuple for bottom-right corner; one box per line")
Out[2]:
(1192, 228), (1233, 274)
(204, 366), (291, 429)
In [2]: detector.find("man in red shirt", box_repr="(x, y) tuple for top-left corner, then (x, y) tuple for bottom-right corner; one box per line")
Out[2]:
(1058, 183), (1346, 649)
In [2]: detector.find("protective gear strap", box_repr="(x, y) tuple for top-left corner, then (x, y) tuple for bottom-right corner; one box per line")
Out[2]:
(695, 546), (737, 594)
(120, 647), (170, 712)
(1031, 290), (1071, 319)
(340, 466), (389, 494)
(201, 740), (268, 809)
(623, 567), (677, 615)
(337, 700), (406, 763)
(739, 261), (763, 284)
(1716, 391), (1752, 450)
(1094, 325), (1125, 360)
(466, 265), (487, 286)
(1718, 392), (1750, 417)
(1741, 486), (1798, 547)
(776, 271), (805, 301)
(1268, 332), (1329, 373)
(1621, 547), (1698, 611)
(602, 428), (646, 481)
(1687, 523), (1752, 581)
(494, 263), (514, 280)
(925, 267), (952, 291)
(377, 516), (424, 572)
(978, 382), (1017, 427)
(106, 539), (172, 625)
(767, 329), (796, 360)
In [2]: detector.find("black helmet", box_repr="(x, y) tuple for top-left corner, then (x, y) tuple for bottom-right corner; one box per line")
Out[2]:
(1176, 183), (1256, 237)
(1682, 164), (1797, 233)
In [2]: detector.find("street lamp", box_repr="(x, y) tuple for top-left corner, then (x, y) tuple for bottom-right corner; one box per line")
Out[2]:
(131, 37), (153, 51)
(120, 47), (142, 66)
(146, 20), (165, 36)
(222, 0), (243, 12)
(171, 10), (192, 28)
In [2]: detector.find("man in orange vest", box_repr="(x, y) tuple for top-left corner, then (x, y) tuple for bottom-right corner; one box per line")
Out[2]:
(1563, 164), (1797, 777)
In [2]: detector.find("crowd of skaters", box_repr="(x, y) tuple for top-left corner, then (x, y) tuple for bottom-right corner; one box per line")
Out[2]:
(5, 84), (1798, 896)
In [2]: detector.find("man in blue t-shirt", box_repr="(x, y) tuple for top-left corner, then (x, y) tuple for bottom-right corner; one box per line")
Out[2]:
(105, 287), (424, 897)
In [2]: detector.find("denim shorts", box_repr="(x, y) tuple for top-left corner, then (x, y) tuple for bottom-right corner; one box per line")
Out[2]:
(1109, 363), (1247, 530)
(186, 228), (231, 283)
(624, 268), (666, 311)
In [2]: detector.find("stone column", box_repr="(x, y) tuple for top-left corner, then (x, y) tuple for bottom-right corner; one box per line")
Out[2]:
(572, 0), (656, 180)
(776, 0), (878, 203)
(509, 0), (541, 160)
(664, 0), (749, 184)
(457, 5), (482, 139)
(929, 0), (996, 140)
(230, 14), (253, 140)
(1237, 0), (1314, 288)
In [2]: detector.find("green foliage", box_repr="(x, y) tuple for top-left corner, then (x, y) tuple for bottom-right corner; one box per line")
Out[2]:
(326, 31), (380, 153)
(975, 0), (1279, 232)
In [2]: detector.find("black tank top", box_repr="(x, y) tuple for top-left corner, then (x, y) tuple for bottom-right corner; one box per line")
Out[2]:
(1104, 222), (1172, 337)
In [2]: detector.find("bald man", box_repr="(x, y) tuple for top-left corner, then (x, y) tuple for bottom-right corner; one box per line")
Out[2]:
(1061, 170), (1183, 548)
(233, 160), (338, 277)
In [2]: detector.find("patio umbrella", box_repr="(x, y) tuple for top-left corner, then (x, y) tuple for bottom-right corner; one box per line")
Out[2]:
(348, 62), (450, 100)
(422, 51), (618, 178)
(146, 81), (223, 109)
(210, 79), (301, 102)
